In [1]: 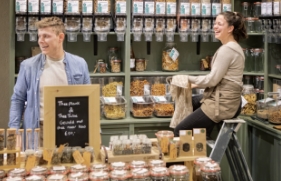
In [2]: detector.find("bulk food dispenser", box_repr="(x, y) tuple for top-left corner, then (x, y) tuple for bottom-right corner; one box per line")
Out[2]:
(115, 0), (127, 41)
(65, 0), (81, 42)
(82, 0), (94, 42)
(28, 16), (38, 42)
(165, 0), (177, 42)
(154, 0), (166, 41)
(178, 0), (191, 42)
(94, 0), (111, 41)
(132, 0), (144, 41)
(143, 0), (155, 41)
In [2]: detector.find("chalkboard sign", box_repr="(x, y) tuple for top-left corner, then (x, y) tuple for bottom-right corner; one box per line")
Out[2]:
(55, 96), (89, 147)
(43, 85), (100, 156)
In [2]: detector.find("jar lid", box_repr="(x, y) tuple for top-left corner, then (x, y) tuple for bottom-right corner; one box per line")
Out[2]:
(70, 164), (88, 172)
(253, 2), (261, 5)
(89, 171), (109, 179)
(200, 161), (221, 173)
(194, 157), (212, 165)
(150, 167), (169, 177)
(47, 174), (67, 181)
(130, 160), (147, 168)
(112, 59), (121, 63)
(136, 58), (145, 62)
(50, 166), (68, 172)
(8, 168), (26, 175)
(241, 2), (250, 6)
(245, 17), (259, 21)
(243, 84), (254, 89)
(25, 175), (45, 181)
(155, 130), (174, 138)
(109, 47), (118, 51)
(91, 163), (109, 171)
(30, 166), (48, 174)
(148, 160), (166, 167)
(68, 172), (88, 181)
(169, 165), (189, 175)
(253, 48), (263, 52)
(99, 63), (107, 67)
(255, 89), (260, 93)
(111, 162), (127, 170)
(131, 168), (150, 178)
(3, 176), (23, 181)
(110, 170), (131, 179)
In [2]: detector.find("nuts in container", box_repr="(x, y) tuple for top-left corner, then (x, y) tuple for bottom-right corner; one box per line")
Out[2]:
(95, 17), (110, 31)
(102, 96), (127, 119)
(130, 77), (152, 96)
(153, 95), (174, 117)
(155, 130), (174, 154)
(94, 0), (111, 14)
(162, 42), (179, 71)
(156, 18), (165, 32)
(151, 77), (167, 96)
(241, 84), (257, 115)
(115, 17), (126, 31)
(102, 79), (123, 97)
(135, 58), (146, 72)
(166, 18), (176, 31)
(110, 59), (121, 73)
(131, 96), (154, 118)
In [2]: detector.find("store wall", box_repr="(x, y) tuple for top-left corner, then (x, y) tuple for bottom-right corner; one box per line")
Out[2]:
(0, 1), (14, 128)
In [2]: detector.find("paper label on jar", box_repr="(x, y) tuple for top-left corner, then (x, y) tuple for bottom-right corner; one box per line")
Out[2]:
(133, 1), (143, 14)
(155, 2), (166, 15)
(144, 2), (155, 14)
(116, 1), (126, 14)
(153, 96), (167, 102)
(179, 3), (190, 15)
(169, 48), (179, 62)
(132, 96), (145, 103)
(166, 2), (176, 15)
(212, 3), (221, 16)
(82, 1), (93, 13)
(191, 3), (200, 16)
(241, 95), (248, 108)
(273, 2), (280, 15)
(201, 3), (211, 16)
(222, 3), (231, 12)
(261, 2), (267, 16)
(117, 85), (123, 96)
(40, 0), (51, 13)
(53, 0), (63, 13)
(97, 1), (109, 13)
(266, 2), (272, 15)
(144, 84), (150, 95)
(28, 0), (39, 13)
(130, 58), (135, 68)
(104, 97), (117, 103)
(67, 1), (79, 13)
(16, 0), (27, 12)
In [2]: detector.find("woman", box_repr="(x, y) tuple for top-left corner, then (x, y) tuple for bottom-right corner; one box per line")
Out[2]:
(174, 11), (248, 137)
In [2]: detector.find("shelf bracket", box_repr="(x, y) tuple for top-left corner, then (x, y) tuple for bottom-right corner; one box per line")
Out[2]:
(93, 34), (98, 56)
(197, 35), (201, 55)
(147, 42), (151, 55)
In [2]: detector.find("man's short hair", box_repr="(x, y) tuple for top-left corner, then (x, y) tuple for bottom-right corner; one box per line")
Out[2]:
(36, 17), (65, 34)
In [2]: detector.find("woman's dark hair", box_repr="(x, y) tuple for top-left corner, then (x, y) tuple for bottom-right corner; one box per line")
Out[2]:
(219, 11), (248, 42)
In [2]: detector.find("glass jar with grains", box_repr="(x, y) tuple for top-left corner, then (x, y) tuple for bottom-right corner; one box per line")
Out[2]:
(241, 84), (257, 115)
(193, 157), (212, 181)
(135, 58), (146, 71)
(162, 42), (179, 71)
(200, 161), (222, 181)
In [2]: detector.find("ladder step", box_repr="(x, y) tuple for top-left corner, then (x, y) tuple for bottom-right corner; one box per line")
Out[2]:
(207, 140), (216, 149)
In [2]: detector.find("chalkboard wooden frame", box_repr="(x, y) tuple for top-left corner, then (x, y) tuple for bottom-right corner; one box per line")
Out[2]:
(43, 85), (100, 156)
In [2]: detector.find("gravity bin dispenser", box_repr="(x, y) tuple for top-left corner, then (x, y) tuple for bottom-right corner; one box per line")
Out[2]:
(114, 0), (127, 41)
(143, 0), (155, 41)
(165, 0), (177, 42)
(132, 0), (144, 41)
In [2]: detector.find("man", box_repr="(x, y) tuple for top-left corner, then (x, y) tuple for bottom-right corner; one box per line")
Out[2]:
(9, 17), (90, 139)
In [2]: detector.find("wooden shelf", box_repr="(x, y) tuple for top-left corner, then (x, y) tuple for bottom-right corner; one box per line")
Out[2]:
(100, 116), (171, 125)
(89, 72), (125, 77)
(130, 71), (209, 76)
(268, 74), (281, 79)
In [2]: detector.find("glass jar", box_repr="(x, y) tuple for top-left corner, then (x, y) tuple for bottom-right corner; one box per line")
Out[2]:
(148, 160), (166, 168)
(151, 77), (167, 96)
(108, 47), (118, 69)
(61, 147), (72, 163)
(89, 171), (109, 181)
(252, 48), (264, 72)
(99, 63), (107, 73)
(200, 162), (222, 181)
(257, 92), (279, 120)
(241, 84), (257, 115)
(193, 157), (212, 181)
(90, 164), (109, 172)
(245, 17), (261, 33)
(135, 59), (146, 72)
(25, 175), (45, 181)
(241, 2), (251, 17)
(70, 164), (88, 173)
(130, 77), (152, 96)
(68, 172), (88, 181)
(0, 129), (4, 151)
(169, 165), (189, 181)
(178, 0), (191, 16)
(131, 168), (150, 180)
(47, 174), (68, 181)
(142, 139), (152, 154)
(243, 48), (252, 72)
(253, 2), (261, 17)
(150, 167), (169, 181)
(84, 146), (95, 163)
(7, 169), (26, 178)
(30, 166), (49, 177)
(110, 170), (131, 180)
(50, 166), (69, 175)
(130, 160), (148, 169)
(131, 96), (154, 118)
(122, 139), (133, 155)
(155, 130), (174, 154)
(3, 177), (24, 181)
(162, 42), (179, 71)
(6, 128), (17, 150)
(274, 0), (281, 16)
(110, 162), (129, 170)
(111, 59), (121, 73)
(212, 0), (221, 17)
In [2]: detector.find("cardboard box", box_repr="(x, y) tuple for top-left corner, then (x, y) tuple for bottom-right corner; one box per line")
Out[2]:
(100, 147), (162, 163)
(193, 128), (207, 157)
(179, 130), (193, 157)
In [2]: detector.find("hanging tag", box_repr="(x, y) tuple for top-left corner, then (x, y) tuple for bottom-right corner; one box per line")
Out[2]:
(144, 84), (150, 95)
(169, 142), (177, 159)
(104, 97), (117, 103)
(25, 155), (36, 171)
(58, 144), (66, 154)
(169, 48), (179, 62)
(43, 149), (53, 162)
(83, 151), (91, 167)
(132, 96), (145, 103)
(241, 96), (248, 108)
(73, 150), (85, 164)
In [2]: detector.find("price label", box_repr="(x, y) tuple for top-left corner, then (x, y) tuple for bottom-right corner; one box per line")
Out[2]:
(132, 96), (145, 103)
(169, 48), (179, 62)
(241, 96), (248, 108)
(153, 96), (167, 102)
(104, 97), (117, 103)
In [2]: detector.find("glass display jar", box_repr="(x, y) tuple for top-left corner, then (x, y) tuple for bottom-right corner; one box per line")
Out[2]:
(110, 162), (129, 170)
(257, 92), (279, 120)
(151, 77), (167, 96)
(252, 48), (264, 72)
(253, 2), (261, 17)
(110, 170), (131, 180)
(130, 160), (148, 169)
(102, 96), (127, 119)
(68, 172), (88, 181)
(131, 168), (150, 180)
(148, 160), (166, 168)
(108, 47), (118, 70)
(243, 48), (252, 72)
(241, 84), (257, 115)
(47, 174), (68, 181)
(162, 42), (179, 71)
(111, 59), (121, 73)
(245, 17), (262, 33)
(241, 2), (251, 17)
(61, 147), (72, 163)
(153, 95), (175, 117)
(131, 96), (154, 118)
(90, 164), (109, 172)
(193, 157), (212, 181)
(155, 130), (174, 154)
(112, 140), (123, 155)
(169, 165), (189, 181)
(130, 77), (152, 96)
(200, 162), (222, 181)
(135, 58), (146, 72)
(30, 166), (49, 177)
(102, 77), (124, 97)
(25, 175), (45, 181)
(50, 166), (69, 175)
(150, 167), (169, 181)
(89, 171), (109, 181)
(7, 169), (26, 178)
(99, 63), (107, 73)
